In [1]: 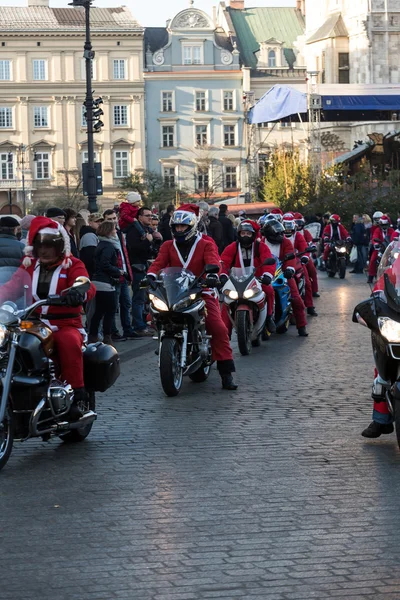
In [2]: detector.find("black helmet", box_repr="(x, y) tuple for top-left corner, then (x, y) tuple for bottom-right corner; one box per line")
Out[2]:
(237, 222), (256, 248)
(262, 219), (285, 244)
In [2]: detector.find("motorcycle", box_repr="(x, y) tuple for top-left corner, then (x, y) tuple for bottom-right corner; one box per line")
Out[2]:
(270, 258), (292, 336)
(353, 239), (400, 448)
(0, 277), (120, 472)
(147, 265), (218, 397)
(326, 240), (348, 279)
(371, 237), (391, 279)
(222, 262), (274, 355)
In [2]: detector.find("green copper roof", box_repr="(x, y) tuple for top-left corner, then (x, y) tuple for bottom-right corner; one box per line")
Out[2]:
(228, 7), (305, 69)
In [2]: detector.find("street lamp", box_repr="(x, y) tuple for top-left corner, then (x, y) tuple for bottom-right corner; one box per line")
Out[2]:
(69, 0), (99, 213)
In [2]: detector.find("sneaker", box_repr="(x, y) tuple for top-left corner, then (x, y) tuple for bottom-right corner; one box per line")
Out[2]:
(124, 332), (141, 340)
(361, 421), (394, 438)
(134, 329), (154, 337)
(111, 333), (127, 342)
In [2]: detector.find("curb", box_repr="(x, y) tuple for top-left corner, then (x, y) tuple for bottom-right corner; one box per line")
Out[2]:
(116, 338), (157, 364)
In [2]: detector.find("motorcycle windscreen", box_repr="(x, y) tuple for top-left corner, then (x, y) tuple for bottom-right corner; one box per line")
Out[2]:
(304, 222), (321, 240)
(376, 239), (400, 311)
(158, 268), (197, 306)
(230, 267), (256, 284)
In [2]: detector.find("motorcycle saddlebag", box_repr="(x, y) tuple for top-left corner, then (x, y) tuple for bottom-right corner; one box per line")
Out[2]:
(83, 342), (120, 392)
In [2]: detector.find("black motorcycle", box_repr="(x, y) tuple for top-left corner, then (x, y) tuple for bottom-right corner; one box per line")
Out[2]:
(146, 265), (219, 397)
(0, 277), (120, 471)
(326, 240), (348, 279)
(354, 240), (400, 447)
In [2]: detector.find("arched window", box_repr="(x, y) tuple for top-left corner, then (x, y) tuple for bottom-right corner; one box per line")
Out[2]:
(268, 50), (276, 67)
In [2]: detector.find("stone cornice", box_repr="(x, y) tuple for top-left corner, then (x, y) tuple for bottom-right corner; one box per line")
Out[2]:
(144, 71), (241, 81)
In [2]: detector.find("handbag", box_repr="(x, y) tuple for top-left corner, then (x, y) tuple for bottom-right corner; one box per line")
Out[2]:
(349, 245), (358, 263)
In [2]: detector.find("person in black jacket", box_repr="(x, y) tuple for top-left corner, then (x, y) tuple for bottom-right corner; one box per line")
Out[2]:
(158, 204), (174, 242)
(208, 206), (224, 253)
(79, 212), (103, 278)
(89, 221), (125, 344)
(126, 206), (155, 336)
(218, 204), (235, 251)
(350, 214), (369, 274)
(0, 216), (24, 306)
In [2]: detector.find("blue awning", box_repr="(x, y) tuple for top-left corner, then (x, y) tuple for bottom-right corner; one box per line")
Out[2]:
(323, 95), (400, 110)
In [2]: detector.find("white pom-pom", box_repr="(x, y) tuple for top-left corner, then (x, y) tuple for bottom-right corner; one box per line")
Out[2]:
(22, 256), (32, 268)
(24, 245), (33, 256)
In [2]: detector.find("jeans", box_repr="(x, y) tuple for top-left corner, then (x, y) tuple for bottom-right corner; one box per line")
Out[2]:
(355, 245), (368, 272)
(112, 280), (134, 336)
(131, 271), (147, 331)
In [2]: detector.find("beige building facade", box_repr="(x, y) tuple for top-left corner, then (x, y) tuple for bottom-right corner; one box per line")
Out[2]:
(0, 1), (144, 214)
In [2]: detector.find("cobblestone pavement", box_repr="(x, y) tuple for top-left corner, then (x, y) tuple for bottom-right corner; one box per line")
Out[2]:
(3, 273), (400, 600)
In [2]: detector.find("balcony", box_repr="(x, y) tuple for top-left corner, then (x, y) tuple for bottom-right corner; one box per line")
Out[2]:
(0, 178), (54, 190)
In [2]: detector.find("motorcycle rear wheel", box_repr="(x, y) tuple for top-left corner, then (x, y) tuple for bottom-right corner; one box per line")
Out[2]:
(237, 310), (252, 356)
(189, 364), (211, 383)
(0, 406), (14, 471)
(160, 338), (183, 397)
(59, 392), (96, 443)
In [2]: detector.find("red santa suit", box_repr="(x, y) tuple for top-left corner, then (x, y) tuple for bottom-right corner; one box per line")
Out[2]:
(285, 230), (314, 309)
(322, 222), (350, 261)
(262, 235), (307, 329)
(368, 226), (395, 277)
(118, 202), (139, 232)
(148, 234), (233, 365)
(302, 228), (319, 294)
(220, 239), (276, 333)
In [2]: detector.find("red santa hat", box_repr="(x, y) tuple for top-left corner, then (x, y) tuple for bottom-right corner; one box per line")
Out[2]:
(293, 212), (304, 220)
(270, 208), (283, 216)
(23, 216), (72, 269)
(178, 203), (200, 217)
(241, 219), (261, 233)
(282, 212), (295, 221)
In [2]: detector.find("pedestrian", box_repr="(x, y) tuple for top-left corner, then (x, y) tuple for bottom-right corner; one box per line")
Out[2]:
(45, 207), (66, 227)
(126, 206), (156, 337)
(198, 201), (210, 234)
(75, 213), (87, 249)
(158, 204), (174, 242)
(103, 209), (135, 341)
(20, 214), (36, 246)
(63, 208), (79, 258)
(89, 221), (124, 345)
(350, 214), (369, 274)
(79, 212), (103, 279)
(118, 191), (142, 233)
(150, 214), (163, 256)
(208, 206), (224, 253)
(0, 216), (25, 306)
(218, 203), (235, 250)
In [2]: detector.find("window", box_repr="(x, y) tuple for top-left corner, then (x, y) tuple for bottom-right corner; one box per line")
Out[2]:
(225, 166), (237, 189)
(0, 107), (12, 129)
(33, 106), (48, 128)
(162, 92), (173, 112)
(197, 169), (209, 191)
(224, 124), (236, 147)
(114, 150), (129, 178)
(195, 91), (207, 112)
(0, 60), (11, 81)
(268, 50), (276, 68)
(113, 105), (128, 126)
(81, 105), (87, 127)
(162, 125), (175, 148)
(195, 124), (208, 146)
(113, 59), (126, 80)
(163, 167), (175, 188)
(223, 91), (234, 111)
(338, 52), (350, 84)
(33, 59), (47, 81)
(0, 153), (13, 180)
(83, 151), (98, 163)
(35, 152), (50, 180)
(183, 45), (202, 65)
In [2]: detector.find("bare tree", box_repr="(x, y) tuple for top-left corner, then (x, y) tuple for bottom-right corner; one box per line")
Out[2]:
(179, 146), (225, 202)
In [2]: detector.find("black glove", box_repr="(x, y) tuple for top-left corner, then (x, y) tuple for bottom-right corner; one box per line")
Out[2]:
(205, 273), (220, 288)
(283, 268), (294, 279)
(219, 274), (229, 286)
(64, 288), (85, 307)
(260, 273), (272, 286)
(140, 275), (156, 289)
(300, 256), (309, 265)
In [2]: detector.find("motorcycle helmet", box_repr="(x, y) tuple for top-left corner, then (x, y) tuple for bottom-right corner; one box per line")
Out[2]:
(330, 214), (341, 224)
(293, 211), (305, 231)
(379, 215), (391, 231)
(170, 208), (198, 243)
(282, 213), (296, 237)
(373, 211), (383, 225)
(270, 208), (283, 223)
(23, 216), (71, 269)
(237, 222), (256, 248)
(262, 219), (285, 244)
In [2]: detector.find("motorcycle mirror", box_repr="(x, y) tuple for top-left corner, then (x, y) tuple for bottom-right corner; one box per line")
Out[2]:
(354, 312), (368, 327)
(263, 258), (276, 266)
(284, 252), (295, 261)
(205, 264), (220, 274)
(61, 276), (91, 296)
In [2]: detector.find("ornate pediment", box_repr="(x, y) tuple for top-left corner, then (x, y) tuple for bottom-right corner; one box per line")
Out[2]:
(170, 9), (213, 31)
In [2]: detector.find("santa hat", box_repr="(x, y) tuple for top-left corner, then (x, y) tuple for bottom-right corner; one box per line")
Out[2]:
(23, 216), (72, 269)
(270, 208), (283, 216)
(293, 212), (304, 220)
(178, 203), (200, 217)
(242, 219), (260, 233)
(282, 212), (295, 221)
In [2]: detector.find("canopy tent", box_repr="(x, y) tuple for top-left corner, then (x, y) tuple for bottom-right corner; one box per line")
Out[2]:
(249, 84), (400, 124)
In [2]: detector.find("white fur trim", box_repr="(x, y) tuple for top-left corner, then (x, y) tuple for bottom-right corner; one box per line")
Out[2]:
(24, 244), (33, 256)
(23, 256), (32, 268)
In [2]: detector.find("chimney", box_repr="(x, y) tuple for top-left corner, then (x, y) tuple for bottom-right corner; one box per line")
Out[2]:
(230, 0), (244, 9)
(28, 0), (50, 6)
(296, 0), (305, 16)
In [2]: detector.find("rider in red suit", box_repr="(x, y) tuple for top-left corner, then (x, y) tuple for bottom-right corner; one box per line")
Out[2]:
(282, 213), (318, 317)
(322, 214), (351, 264)
(261, 218), (308, 336)
(368, 215), (395, 283)
(293, 212), (320, 298)
(220, 221), (276, 335)
(147, 204), (237, 390)
(0, 216), (96, 416)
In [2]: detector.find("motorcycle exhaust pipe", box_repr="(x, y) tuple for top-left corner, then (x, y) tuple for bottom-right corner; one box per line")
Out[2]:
(56, 411), (97, 431)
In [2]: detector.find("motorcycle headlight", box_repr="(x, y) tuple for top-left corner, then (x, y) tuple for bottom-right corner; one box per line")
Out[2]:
(149, 294), (168, 312)
(224, 289), (239, 300)
(337, 246), (347, 253)
(378, 317), (400, 342)
(0, 324), (8, 348)
(243, 288), (256, 299)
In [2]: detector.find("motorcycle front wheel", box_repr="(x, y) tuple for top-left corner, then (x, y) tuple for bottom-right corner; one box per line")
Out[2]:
(160, 338), (183, 396)
(0, 405), (14, 471)
(236, 310), (252, 356)
(339, 260), (346, 279)
(59, 391), (96, 443)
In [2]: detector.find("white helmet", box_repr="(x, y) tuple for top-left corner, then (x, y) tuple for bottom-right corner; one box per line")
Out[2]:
(373, 211), (383, 224)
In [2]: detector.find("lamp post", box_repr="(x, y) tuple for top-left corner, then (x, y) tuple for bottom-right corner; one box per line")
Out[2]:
(69, 0), (98, 213)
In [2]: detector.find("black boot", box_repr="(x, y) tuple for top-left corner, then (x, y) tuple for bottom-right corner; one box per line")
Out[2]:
(298, 327), (308, 337)
(266, 315), (276, 334)
(307, 307), (318, 317)
(312, 292), (320, 298)
(361, 421), (394, 438)
(217, 360), (238, 391)
(69, 388), (88, 422)
(367, 275), (374, 284)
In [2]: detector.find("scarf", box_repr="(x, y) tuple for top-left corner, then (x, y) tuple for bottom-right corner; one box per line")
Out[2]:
(98, 235), (121, 252)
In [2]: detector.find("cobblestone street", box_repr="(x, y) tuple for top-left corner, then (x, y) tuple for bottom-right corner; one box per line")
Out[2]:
(2, 274), (400, 600)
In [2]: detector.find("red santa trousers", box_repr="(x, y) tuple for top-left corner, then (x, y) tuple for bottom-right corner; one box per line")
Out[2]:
(306, 259), (319, 294)
(368, 250), (380, 277)
(302, 265), (314, 308)
(53, 326), (85, 389)
(204, 295), (233, 362)
(288, 279), (307, 328)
